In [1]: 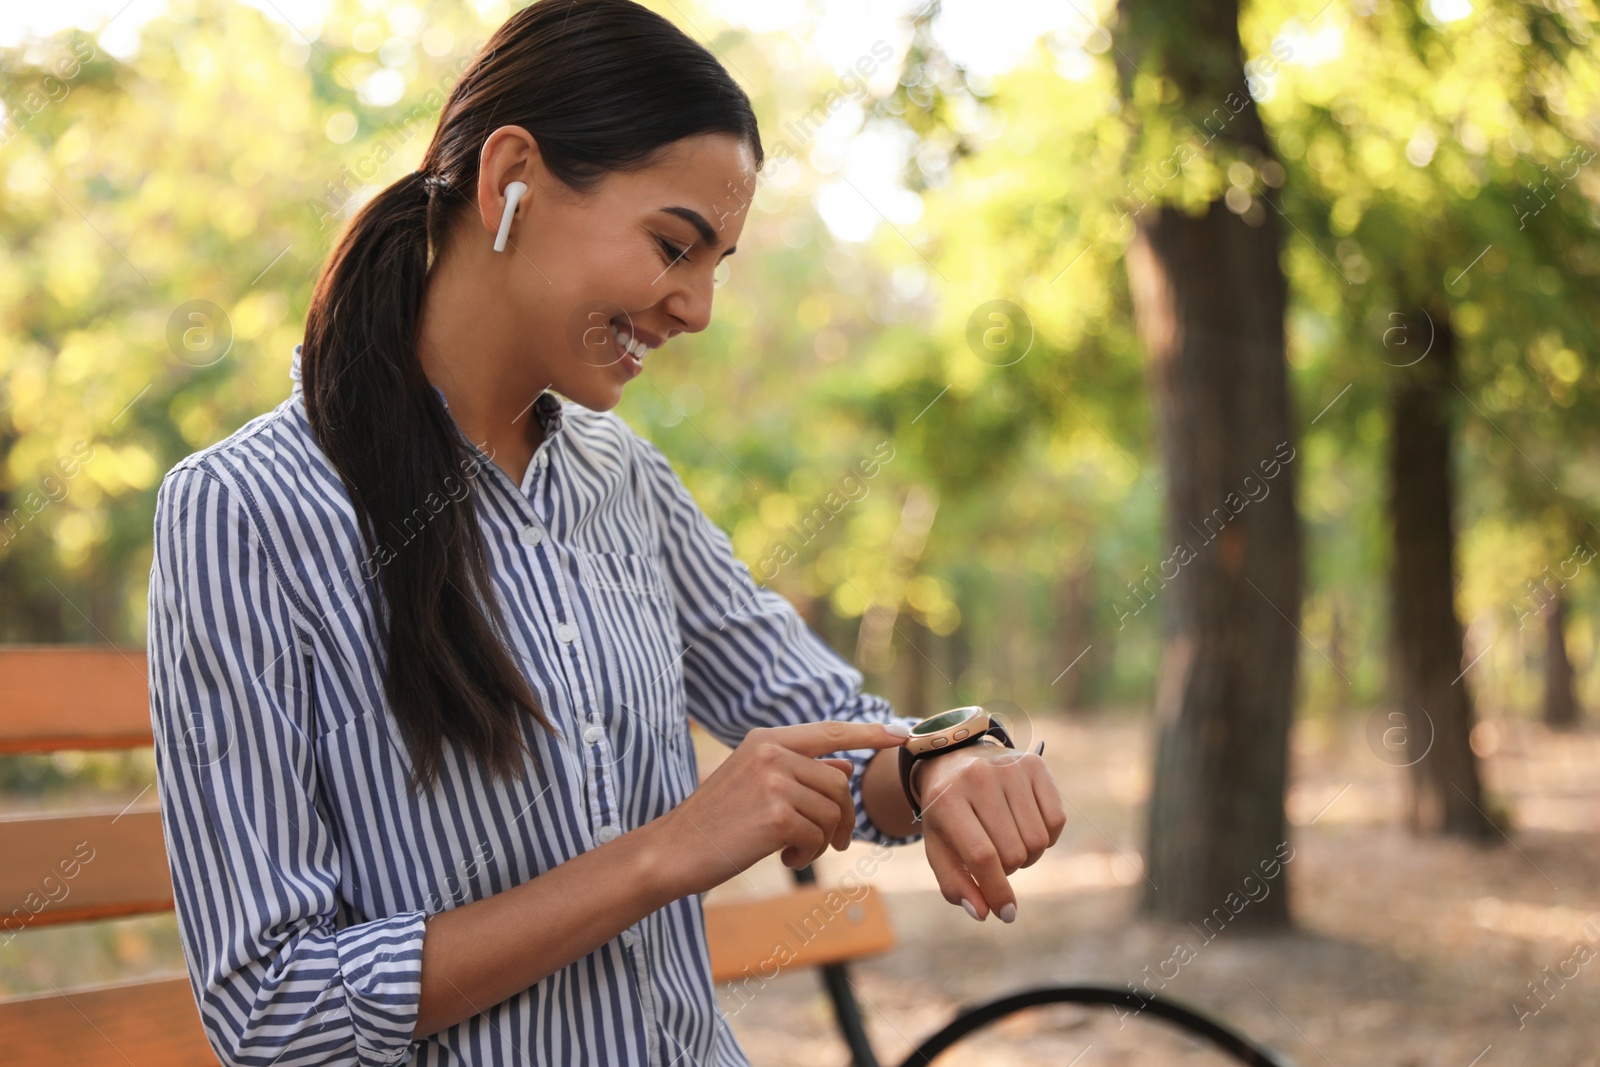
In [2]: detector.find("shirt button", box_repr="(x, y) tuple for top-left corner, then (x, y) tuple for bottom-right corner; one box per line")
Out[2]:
(622, 930), (638, 948)
(520, 525), (543, 546)
(595, 825), (619, 844)
(535, 450), (550, 469)
(582, 724), (604, 744)
(556, 622), (578, 643)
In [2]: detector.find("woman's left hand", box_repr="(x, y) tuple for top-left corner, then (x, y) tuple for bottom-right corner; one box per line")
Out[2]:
(913, 740), (1066, 923)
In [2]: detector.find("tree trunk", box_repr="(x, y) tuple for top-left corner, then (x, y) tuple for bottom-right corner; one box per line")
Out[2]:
(0, 430), (81, 643)
(991, 571), (1021, 700)
(949, 585), (974, 699)
(1388, 309), (1497, 837)
(1328, 602), (1349, 705)
(853, 487), (938, 674)
(1543, 593), (1581, 730)
(1118, 0), (1301, 931)
(897, 611), (935, 718)
(1055, 560), (1097, 712)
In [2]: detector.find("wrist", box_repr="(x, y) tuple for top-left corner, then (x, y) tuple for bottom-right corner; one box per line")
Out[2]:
(907, 745), (983, 807)
(635, 811), (703, 903)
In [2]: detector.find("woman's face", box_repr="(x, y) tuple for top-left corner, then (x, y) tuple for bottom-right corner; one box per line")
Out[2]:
(488, 131), (757, 412)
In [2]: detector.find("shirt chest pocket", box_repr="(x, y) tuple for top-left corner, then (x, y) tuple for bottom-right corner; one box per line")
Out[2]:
(569, 547), (687, 744)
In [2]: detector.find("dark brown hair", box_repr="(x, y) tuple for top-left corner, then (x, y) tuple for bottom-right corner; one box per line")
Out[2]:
(300, 0), (763, 795)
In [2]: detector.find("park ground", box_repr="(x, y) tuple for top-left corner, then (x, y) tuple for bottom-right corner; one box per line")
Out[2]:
(1, 712), (1594, 1066)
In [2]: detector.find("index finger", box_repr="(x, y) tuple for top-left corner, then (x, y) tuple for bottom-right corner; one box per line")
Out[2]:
(756, 719), (912, 758)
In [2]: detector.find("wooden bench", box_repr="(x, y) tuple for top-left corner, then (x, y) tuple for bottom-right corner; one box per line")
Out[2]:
(0, 645), (1293, 1067)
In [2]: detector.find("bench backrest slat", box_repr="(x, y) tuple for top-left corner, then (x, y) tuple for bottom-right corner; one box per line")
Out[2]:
(0, 975), (216, 1066)
(705, 885), (894, 984)
(0, 808), (173, 932)
(0, 647), (151, 755)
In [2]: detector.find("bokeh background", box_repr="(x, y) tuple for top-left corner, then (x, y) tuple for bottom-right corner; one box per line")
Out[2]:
(2, 0), (1598, 1063)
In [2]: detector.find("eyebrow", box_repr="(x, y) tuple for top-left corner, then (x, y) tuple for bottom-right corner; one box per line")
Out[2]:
(657, 207), (737, 256)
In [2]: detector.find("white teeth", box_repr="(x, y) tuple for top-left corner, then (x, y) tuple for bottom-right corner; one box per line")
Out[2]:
(610, 323), (647, 362)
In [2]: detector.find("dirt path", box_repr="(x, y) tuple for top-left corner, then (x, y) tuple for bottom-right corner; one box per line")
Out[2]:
(3, 713), (1594, 1065)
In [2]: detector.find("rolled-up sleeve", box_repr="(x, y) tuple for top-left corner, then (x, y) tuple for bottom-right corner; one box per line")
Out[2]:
(632, 436), (923, 848)
(147, 463), (428, 1066)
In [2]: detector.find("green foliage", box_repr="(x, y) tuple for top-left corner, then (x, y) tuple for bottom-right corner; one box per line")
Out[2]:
(1245, 0), (1600, 712)
(2, 0), (1596, 718)
(0, 0), (498, 640)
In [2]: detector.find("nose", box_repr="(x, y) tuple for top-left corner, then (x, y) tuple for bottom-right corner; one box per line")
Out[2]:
(662, 268), (715, 336)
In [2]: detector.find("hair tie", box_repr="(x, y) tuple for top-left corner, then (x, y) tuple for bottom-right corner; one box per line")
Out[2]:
(416, 169), (446, 197)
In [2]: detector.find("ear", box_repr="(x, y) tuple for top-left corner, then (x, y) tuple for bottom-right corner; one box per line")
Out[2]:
(476, 124), (541, 236)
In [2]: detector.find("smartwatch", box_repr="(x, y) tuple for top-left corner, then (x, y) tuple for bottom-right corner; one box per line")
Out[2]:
(897, 705), (1015, 822)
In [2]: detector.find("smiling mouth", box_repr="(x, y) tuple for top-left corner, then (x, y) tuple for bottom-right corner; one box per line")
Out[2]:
(609, 319), (650, 364)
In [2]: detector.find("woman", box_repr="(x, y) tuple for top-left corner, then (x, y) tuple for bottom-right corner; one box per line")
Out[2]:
(146, 1), (1065, 1064)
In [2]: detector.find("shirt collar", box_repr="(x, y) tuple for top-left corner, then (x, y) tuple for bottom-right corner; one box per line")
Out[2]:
(290, 342), (565, 439)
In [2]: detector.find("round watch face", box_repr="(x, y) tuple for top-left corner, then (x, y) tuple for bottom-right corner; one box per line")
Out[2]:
(912, 706), (984, 735)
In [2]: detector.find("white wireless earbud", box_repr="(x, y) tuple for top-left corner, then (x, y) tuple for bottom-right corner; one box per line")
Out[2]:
(493, 181), (529, 253)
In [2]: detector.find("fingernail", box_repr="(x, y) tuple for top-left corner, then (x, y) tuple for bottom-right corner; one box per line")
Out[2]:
(961, 898), (982, 922)
(998, 902), (1017, 923)
(883, 722), (913, 737)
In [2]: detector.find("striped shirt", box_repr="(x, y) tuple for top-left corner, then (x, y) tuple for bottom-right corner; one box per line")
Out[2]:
(145, 342), (923, 1067)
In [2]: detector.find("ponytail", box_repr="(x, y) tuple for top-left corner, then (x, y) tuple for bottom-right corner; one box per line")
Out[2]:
(302, 169), (549, 796)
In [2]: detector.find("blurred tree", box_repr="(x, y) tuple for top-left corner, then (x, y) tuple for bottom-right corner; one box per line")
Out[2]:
(863, 0), (1164, 717)
(1109, 0), (1302, 929)
(1387, 307), (1493, 834)
(1247, 0), (1600, 834)
(1543, 592), (1581, 728)
(0, 1), (501, 641)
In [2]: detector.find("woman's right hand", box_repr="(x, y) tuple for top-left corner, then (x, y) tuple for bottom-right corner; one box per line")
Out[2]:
(655, 720), (911, 896)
